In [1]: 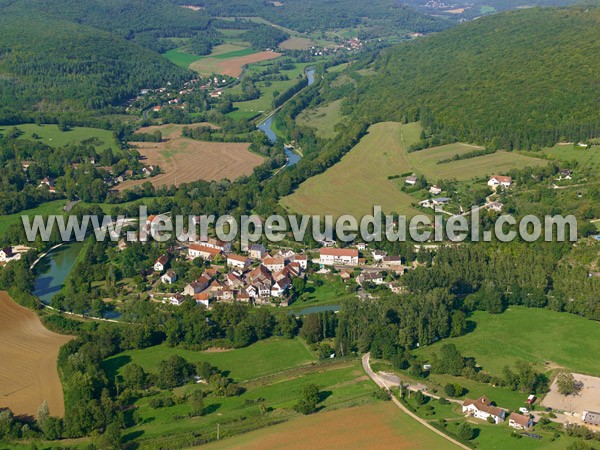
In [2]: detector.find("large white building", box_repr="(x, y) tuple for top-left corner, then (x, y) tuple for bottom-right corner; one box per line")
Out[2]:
(319, 248), (359, 266)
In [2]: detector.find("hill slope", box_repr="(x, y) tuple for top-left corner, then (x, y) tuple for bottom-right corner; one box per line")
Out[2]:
(0, 6), (192, 118)
(354, 5), (600, 149)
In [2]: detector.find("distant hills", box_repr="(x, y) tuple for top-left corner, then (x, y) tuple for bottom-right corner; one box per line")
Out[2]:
(353, 5), (600, 149)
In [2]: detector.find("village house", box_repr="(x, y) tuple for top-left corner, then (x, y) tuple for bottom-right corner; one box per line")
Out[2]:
(188, 243), (221, 261)
(153, 254), (168, 273)
(405, 175), (418, 185)
(356, 272), (385, 286)
(183, 274), (211, 296)
(0, 246), (21, 263)
(419, 199), (433, 208)
(429, 185), (442, 195)
(161, 270), (177, 284)
(263, 256), (285, 272)
(462, 396), (506, 424)
(318, 238), (336, 247)
(271, 277), (291, 297)
(558, 169), (573, 180)
(486, 201), (504, 212)
(371, 250), (387, 262)
(487, 175), (512, 188)
(356, 242), (368, 251)
(227, 254), (250, 269)
(508, 413), (534, 430)
(388, 283), (404, 294)
(382, 256), (403, 267)
(340, 269), (353, 282)
(291, 254), (308, 270)
(248, 244), (266, 259)
(194, 292), (212, 308)
(582, 411), (600, 426)
(319, 248), (359, 266)
(164, 293), (184, 306)
(236, 291), (251, 303)
(39, 177), (56, 193)
(225, 272), (245, 288)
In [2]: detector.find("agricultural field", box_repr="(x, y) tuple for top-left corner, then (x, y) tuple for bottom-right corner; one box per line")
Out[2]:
(297, 99), (343, 139)
(415, 307), (600, 376)
(116, 124), (263, 190)
(524, 143), (600, 168)
(409, 144), (547, 182)
(0, 292), (73, 418)
(202, 401), (457, 450)
(189, 51), (282, 77)
(0, 200), (65, 236)
(0, 123), (121, 153)
(280, 122), (423, 218)
(279, 37), (315, 50)
(281, 121), (548, 217)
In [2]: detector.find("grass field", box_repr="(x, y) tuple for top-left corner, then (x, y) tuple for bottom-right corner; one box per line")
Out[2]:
(201, 401), (456, 450)
(281, 122), (548, 217)
(409, 143), (548, 181)
(415, 307), (600, 376)
(280, 122), (423, 218)
(297, 99), (343, 139)
(524, 143), (600, 168)
(0, 292), (73, 418)
(289, 275), (355, 312)
(104, 337), (390, 448)
(116, 124), (263, 190)
(279, 37), (315, 50)
(0, 200), (65, 236)
(104, 337), (316, 383)
(0, 124), (121, 153)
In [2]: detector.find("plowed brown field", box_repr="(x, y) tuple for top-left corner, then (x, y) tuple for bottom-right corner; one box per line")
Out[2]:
(118, 124), (264, 190)
(0, 292), (73, 418)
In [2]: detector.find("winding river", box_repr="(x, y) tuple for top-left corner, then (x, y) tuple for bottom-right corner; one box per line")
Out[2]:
(257, 67), (315, 165)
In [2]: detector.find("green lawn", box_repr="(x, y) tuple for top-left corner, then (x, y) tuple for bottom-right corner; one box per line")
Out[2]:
(0, 123), (121, 153)
(104, 337), (316, 383)
(416, 307), (600, 376)
(163, 48), (204, 68)
(289, 275), (355, 312)
(524, 143), (600, 169)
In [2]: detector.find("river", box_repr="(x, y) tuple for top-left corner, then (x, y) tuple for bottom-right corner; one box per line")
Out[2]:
(32, 241), (85, 304)
(256, 67), (315, 165)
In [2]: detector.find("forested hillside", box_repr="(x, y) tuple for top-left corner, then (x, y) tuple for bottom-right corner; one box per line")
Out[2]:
(353, 5), (600, 149)
(0, 6), (192, 119)
(176, 0), (451, 34)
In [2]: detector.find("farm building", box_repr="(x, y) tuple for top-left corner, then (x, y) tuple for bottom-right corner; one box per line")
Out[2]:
(188, 244), (221, 260)
(462, 396), (506, 424)
(582, 411), (600, 426)
(508, 413), (534, 430)
(319, 248), (359, 266)
(487, 175), (512, 188)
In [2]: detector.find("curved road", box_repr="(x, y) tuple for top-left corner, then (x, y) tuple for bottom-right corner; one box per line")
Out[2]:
(362, 353), (471, 450)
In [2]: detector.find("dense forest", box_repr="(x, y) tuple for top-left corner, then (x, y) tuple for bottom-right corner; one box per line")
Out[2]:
(0, 9), (192, 117)
(352, 5), (600, 149)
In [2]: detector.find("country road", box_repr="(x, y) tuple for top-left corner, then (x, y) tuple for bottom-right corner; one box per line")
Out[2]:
(362, 353), (471, 450)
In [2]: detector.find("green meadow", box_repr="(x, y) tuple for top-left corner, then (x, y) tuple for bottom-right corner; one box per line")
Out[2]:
(415, 307), (600, 376)
(0, 124), (121, 152)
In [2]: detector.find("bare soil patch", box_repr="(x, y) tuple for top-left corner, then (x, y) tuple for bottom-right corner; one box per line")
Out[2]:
(118, 124), (264, 190)
(202, 402), (455, 449)
(190, 51), (281, 77)
(0, 292), (73, 418)
(542, 373), (600, 419)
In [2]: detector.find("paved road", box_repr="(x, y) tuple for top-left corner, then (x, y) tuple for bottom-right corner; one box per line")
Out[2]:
(362, 353), (471, 450)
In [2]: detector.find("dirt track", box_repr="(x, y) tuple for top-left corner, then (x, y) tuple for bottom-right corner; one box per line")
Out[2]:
(0, 292), (73, 418)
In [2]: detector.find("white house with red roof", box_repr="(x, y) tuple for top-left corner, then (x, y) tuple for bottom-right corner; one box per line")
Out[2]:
(319, 248), (359, 266)
(227, 253), (250, 269)
(488, 175), (512, 188)
(462, 396), (506, 424)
